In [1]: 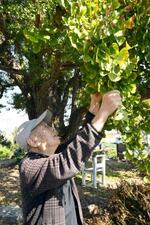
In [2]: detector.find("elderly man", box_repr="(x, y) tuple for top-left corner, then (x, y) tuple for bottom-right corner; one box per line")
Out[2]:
(16, 90), (121, 225)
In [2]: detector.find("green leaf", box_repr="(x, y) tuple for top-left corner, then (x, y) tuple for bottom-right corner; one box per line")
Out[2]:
(96, 47), (100, 63)
(60, 0), (66, 7)
(125, 41), (132, 50)
(112, 65), (120, 74)
(113, 112), (124, 120)
(98, 82), (101, 92)
(43, 35), (51, 40)
(124, 151), (133, 160)
(129, 72), (137, 81)
(74, 28), (82, 38)
(113, 106), (128, 121)
(114, 31), (126, 46)
(112, 0), (120, 9)
(125, 83), (137, 94)
(69, 33), (78, 49)
(142, 99), (150, 107)
(127, 149), (134, 156)
(105, 57), (113, 71)
(116, 48), (129, 69)
(32, 44), (41, 54)
(100, 71), (108, 77)
(144, 176), (150, 183)
(125, 64), (135, 76)
(83, 54), (93, 63)
(130, 83), (137, 94)
(110, 43), (119, 56)
(86, 86), (97, 94)
(80, 5), (87, 15)
(146, 163), (150, 175)
(23, 30), (39, 43)
(114, 30), (124, 37)
(108, 73), (121, 82)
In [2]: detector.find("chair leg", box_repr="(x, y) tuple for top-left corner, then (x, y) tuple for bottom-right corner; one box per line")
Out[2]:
(93, 170), (97, 188)
(91, 174), (93, 183)
(102, 168), (105, 185)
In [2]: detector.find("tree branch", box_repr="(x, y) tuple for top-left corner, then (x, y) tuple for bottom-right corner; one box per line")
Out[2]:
(0, 83), (14, 98)
(61, 62), (78, 70)
(0, 65), (25, 75)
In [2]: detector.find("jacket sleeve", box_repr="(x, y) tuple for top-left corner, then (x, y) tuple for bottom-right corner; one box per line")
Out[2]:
(20, 123), (102, 195)
(85, 111), (95, 123)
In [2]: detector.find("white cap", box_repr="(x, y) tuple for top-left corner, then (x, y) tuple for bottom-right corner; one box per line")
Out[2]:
(15, 109), (52, 151)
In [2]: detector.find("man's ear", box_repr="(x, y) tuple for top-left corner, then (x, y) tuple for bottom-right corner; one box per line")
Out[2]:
(27, 137), (39, 148)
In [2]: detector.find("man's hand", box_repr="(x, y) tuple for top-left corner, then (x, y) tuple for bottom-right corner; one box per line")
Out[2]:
(91, 90), (122, 132)
(89, 92), (102, 115)
(100, 90), (122, 118)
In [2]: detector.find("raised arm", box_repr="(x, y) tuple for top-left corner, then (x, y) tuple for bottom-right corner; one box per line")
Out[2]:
(20, 90), (121, 195)
(92, 90), (121, 132)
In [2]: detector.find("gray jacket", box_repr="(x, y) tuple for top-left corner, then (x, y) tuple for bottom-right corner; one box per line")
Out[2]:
(19, 122), (102, 225)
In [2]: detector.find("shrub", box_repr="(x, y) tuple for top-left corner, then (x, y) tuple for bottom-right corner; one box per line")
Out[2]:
(12, 147), (25, 162)
(0, 144), (13, 159)
(106, 181), (150, 225)
(0, 142), (25, 161)
(0, 143), (20, 160)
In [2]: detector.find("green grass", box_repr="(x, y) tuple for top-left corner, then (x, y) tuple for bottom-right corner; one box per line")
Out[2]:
(106, 169), (122, 178)
(75, 158), (140, 188)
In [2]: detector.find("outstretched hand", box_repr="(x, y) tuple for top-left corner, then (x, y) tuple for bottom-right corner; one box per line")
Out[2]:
(89, 92), (102, 115)
(91, 90), (122, 132)
(100, 90), (122, 118)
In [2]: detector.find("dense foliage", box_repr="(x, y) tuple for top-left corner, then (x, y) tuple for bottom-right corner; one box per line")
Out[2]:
(0, 134), (16, 159)
(0, 0), (149, 180)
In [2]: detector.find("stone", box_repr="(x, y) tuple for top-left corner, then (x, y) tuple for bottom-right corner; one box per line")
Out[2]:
(88, 204), (100, 216)
(0, 206), (23, 225)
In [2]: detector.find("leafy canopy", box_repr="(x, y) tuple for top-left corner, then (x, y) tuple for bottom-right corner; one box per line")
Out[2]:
(0, 0), (150, 180)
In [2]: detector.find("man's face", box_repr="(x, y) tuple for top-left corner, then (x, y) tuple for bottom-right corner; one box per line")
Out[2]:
(27, 122), (60, 155)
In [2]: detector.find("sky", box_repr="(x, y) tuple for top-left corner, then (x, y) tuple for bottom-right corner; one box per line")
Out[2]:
(0, 87), (28, 136)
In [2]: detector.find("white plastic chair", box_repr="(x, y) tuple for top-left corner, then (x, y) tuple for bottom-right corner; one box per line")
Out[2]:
(82, 154), (106, 188)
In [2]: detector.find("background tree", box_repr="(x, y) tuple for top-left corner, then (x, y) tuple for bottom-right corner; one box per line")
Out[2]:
(0, 0), (149, 180)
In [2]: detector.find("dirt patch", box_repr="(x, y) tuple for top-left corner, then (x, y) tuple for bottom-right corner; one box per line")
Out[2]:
(0, 165), (21, 207)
